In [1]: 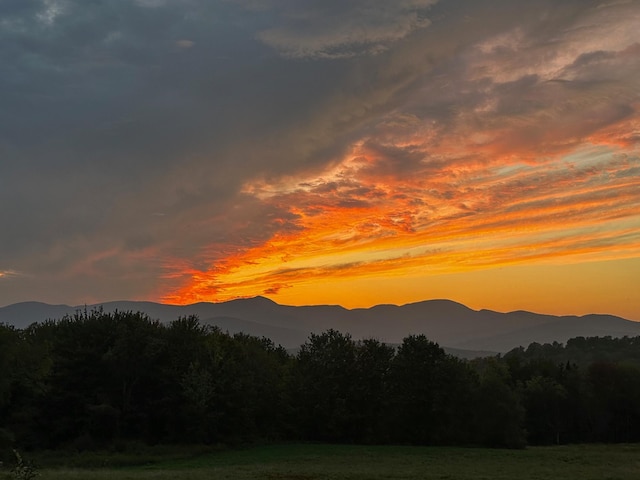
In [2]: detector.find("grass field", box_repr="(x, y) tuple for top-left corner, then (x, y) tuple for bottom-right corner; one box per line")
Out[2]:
(4, 443), (640, 480)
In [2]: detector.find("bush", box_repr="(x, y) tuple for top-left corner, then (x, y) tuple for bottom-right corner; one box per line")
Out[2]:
(9, 450), (39, 480)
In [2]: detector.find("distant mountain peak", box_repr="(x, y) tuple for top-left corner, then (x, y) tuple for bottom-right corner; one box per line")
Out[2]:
(227, 296), (279, 306)
(407, 298), (472, 309)
(4, 300), (70, 309)
(1, 297), (638, 353)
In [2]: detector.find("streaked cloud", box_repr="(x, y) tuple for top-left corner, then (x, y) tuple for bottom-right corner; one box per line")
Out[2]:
(254, 0), (439, 58)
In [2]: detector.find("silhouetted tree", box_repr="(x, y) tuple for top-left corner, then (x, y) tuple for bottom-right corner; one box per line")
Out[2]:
(473, 358), (526, 448)
(293, 330), (358, 441)
(349, 339), (395, 443)
(386, 335), (472, 444)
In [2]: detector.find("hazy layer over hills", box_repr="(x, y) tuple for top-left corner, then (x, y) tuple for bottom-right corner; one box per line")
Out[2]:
(1, 297), (639, 353)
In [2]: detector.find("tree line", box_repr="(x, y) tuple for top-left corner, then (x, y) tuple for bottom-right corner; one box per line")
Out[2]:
(2, 309), (640, 456)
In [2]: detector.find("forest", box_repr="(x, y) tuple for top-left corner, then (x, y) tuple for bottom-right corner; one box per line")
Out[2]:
(2, 308), (640, 459)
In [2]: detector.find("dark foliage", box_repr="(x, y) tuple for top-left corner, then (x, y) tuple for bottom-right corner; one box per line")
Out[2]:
(2, 311), (640, 454)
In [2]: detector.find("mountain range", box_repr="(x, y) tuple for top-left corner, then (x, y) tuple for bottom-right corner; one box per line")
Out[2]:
(1, 297), (639, 353)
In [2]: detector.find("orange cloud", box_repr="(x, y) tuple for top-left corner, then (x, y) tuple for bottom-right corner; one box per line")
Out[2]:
(163, 131), (640, 306)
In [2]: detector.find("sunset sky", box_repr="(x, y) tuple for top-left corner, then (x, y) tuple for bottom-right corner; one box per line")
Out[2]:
(1, 0), (639, 320)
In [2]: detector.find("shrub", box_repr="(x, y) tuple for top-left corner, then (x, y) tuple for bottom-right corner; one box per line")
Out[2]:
(10, 450), (38, 480)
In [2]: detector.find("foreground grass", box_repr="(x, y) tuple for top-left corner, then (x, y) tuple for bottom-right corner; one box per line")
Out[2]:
(6, 443), (640, 480)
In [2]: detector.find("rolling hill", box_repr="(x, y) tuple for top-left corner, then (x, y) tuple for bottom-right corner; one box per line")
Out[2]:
(1, 297), (639, 353)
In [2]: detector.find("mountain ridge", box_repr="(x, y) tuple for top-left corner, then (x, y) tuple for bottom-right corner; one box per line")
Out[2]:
(1, 296), (638, 353)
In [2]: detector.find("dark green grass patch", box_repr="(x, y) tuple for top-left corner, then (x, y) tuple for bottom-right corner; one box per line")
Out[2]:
(5, 444), (640, 480)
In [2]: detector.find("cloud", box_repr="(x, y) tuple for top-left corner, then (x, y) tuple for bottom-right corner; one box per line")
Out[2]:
(175, 39), (195, 48)
(0, 0), (639, 311)
(244, 0), (439, 59)
(0, 270), (20, 279)
(172, 138), (640, 303)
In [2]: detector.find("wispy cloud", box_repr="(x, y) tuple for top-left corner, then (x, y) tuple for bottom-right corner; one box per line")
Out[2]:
(166, 146), (640, 303)
(250, 0), (439, 59)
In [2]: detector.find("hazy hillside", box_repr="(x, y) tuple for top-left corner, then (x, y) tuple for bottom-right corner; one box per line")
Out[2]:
(1, 297), (639, 353)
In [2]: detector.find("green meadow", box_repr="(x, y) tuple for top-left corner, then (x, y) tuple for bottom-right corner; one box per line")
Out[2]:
(7, 443), (640, 480)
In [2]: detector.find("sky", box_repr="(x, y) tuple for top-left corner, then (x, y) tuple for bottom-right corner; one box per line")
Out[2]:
(1, 0), (639, 320)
